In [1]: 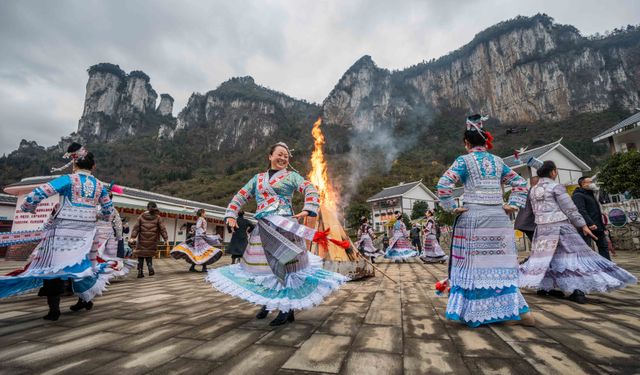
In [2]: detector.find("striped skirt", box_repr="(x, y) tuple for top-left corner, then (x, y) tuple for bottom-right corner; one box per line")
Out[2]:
(519, 221), (636, 294)
(446, 204), (528, 327)
(206, 224), (348, 312)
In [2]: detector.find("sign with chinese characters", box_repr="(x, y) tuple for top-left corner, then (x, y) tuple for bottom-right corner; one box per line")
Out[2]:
(11, 194), (60, 232)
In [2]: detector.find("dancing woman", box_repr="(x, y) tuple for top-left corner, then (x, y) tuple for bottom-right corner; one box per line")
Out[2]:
(355, 217), (382, 263)
(420, 210), (449, 264)
(384, 211), (418, 262)
(0, 143), (118, 320)
(436, 115), (533, 327)
(171, 209), (223, 272)
(206, 142), (348, 326)
(519, 159), (636, 303)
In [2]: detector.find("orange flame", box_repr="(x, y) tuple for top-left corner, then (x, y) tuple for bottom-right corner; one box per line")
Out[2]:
(308, 118), (338, 211)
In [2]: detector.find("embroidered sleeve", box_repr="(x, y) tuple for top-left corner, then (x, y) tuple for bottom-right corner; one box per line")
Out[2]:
(20, 175), (70, 213)
(436, 156), (467, 211)
(97, 184), (114, 217)
(293, 173), (319, 217)
(225, 176), (256, 220)
(553, 184), (586, 228)
(501, 164), (528, 208)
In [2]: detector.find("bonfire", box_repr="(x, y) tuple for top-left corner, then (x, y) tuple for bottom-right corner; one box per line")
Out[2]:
(304, 118), (374, 280)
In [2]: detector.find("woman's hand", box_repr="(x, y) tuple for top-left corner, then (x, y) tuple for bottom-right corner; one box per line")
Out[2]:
(503, 204), (518, 215)
(453, 207), (469, 214)
(581, 225), (598, 241)
(226, 218), (238, 232)
(292, 211), (310, 220)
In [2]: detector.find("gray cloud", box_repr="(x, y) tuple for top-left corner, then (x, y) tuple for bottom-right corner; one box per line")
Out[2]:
(1, 0), (638, 154)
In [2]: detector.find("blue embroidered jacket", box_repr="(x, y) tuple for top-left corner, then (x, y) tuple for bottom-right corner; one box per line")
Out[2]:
(21, 171), (113, 218)
(226, 169), (320, 220)
(437, 147), (528, 211)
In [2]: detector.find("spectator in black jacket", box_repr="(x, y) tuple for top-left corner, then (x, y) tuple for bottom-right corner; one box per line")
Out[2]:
(572, 177), (610, 260)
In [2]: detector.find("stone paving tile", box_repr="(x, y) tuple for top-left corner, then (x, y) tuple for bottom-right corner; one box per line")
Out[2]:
(403, 338), (471, 375)
(281, 333), (352, 373)
(508, 341), (603, 375)
(449, 327), (521, 358)
(341, 351), (403, 375)
(317, 313), (364, 337)
(177, 318), (245, 340)
(403, 315), (448, 339)
(92, 337), (204, 375)
(35, 349), (124, 375)
(540, 328), (639, 367)
(464, 358), (539, 375)
(102, 323), (194, 352)
(352, 325), (402, 354)
(181, 328), (268, 362)
(257, 322), (317, 347)
(4, 332), (126, 368)
(212, 345), (297, 375)
(146, 358), (218, 375)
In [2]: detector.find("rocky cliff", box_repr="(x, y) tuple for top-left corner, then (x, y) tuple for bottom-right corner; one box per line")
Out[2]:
(164, 76), (320, 153)
(323, 14), (640, 131)
(77, 63), (175, 142)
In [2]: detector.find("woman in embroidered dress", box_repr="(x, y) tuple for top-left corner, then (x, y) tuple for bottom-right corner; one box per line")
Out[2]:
(171, 209), (223, 272)
(356, 217), (382, 263)
(384, 211), (418, 262)
(93, 191), (133, 278)
(420, 210), (449, 264)
(0, 143), (118, 321)
(519, 160), (636, 303)
(436, 115), (534, 327)
(206, 142), (348, 326)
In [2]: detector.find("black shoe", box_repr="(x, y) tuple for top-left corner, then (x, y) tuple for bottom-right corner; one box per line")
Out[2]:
(189, 264), (197, 272)
(44, 296), (61, 321)
(201, 265), (207, 272)
(287, 310), (295, 323)
(43, 309), (61, 321)
(256, 306), (269, 319)
(269, 311), (290, 326)
(568, 290), (587, 304)
(536, 290), (549, 296)
(70, 298), (86, 311)
(148, 268), (155, 276)
(137, 270), (144, 278)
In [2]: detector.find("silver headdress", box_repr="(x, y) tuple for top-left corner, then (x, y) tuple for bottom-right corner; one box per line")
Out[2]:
(51, 145), (89, 172)
(466, 114), (489, 140)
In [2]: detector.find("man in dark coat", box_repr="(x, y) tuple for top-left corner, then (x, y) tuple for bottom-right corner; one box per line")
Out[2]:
(515, 176), (539, 242)
(130, 202), (169, 277)
(227, 211), (254, 264)
(572, 177), (610, 260)
(410, 224), (422, 252)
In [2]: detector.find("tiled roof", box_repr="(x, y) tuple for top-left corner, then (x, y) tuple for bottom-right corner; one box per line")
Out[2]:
(593, 112), (640, 142)
(0, 194), (17, 205)
(367, 181), (421, 202)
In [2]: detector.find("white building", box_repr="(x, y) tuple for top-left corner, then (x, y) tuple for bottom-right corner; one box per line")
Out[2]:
(593, 111), (640, 154)
(502, 139), (591, 186)
(366, 181), (438, 232)
(3, 175), (249, 244)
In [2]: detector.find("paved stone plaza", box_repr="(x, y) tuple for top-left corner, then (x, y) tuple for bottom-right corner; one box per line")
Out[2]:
(0, 253), (639, 375)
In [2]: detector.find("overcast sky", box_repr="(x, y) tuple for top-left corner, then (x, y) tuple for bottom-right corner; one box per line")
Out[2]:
(0, 0), (638, 154)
